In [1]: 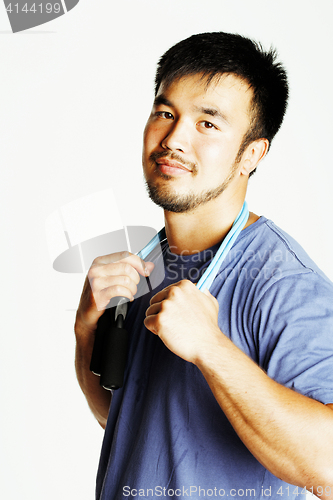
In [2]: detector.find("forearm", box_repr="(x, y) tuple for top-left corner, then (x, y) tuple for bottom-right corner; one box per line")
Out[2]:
(74, 317), (111, 429)
(145, 280), (333, 496)
(196, 329), (333, 496)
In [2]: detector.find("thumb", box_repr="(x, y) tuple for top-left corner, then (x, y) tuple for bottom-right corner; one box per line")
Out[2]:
(145, 261), (155, 275)
(202, 287), (219, 313)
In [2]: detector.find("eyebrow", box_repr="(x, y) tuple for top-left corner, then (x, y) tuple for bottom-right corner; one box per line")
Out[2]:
(193, 105), (230, 125)
(153, 95), (173, 108)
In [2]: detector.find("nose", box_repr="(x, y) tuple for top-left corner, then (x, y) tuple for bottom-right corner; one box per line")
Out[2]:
(161, 119), (190, 153)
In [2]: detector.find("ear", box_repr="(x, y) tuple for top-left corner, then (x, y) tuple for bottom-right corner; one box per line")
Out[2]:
(240, 139), (269, 176)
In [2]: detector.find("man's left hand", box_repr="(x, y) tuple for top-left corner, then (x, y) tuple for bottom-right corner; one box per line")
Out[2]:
(144, 280), (221, 363)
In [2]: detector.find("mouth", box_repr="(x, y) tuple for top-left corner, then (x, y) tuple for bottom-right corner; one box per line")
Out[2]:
(155, 158), (192, 176)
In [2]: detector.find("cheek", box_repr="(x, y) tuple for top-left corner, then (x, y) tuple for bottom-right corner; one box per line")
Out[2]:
(142, 123), (163, 171)
(142, 123), (150, 151)
(143, 121), (164, 150)
(195, 136), (240, 168)
(194, 140), (223, 168)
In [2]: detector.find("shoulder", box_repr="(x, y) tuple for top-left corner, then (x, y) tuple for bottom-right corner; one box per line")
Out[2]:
(233, 216), (332, 283)
(212, 216), (333, 311)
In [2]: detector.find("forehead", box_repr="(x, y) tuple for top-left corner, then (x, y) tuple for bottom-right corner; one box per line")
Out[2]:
(156, 73), (253, 125)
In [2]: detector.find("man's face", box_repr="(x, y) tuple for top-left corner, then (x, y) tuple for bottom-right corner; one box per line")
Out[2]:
(142, 73), (254, 213)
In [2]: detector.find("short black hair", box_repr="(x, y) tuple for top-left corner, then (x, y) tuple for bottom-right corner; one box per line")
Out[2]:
(155, 32), (289, 175)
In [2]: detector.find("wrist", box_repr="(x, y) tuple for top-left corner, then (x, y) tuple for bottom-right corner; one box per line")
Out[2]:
(193, 326), (230, 371)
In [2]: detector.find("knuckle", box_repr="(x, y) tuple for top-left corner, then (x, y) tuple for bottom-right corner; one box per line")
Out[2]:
(96, 294), (110, 311)
(113, 285), (123, 296)
(123, 263), (132, 276)
(155, 314), (163, 329)
(180, 279), (191, 288)
(111, 251), (129, 263)
(87, 266), (97, 280)
(87, 275), (97, 291)
(168, 286), (180, 298)
(159, 300), (169, 314)
(133, 272), (140, 285)
(122, 275), (131, 286)
(92, 256), (102, 266)
(120, 250), (130, 260)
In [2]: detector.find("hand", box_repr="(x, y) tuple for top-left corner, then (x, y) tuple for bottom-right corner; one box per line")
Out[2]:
(144, 280), (220, 364)
(76, 251), (154, 333)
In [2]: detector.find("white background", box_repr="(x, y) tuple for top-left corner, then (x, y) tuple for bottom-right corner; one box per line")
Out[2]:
(0, 1), (332, 499)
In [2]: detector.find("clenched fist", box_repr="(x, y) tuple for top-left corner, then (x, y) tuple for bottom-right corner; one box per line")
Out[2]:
(144, 280), (221, 364)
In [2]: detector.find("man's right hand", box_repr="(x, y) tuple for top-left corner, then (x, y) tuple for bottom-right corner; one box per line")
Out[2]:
(76, 251), (155, 333)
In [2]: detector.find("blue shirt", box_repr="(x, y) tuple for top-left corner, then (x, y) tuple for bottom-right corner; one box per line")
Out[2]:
(96, 217), (333, 499)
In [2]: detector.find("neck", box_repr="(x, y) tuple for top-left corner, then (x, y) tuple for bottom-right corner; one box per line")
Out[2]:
(164, 191), (253, 255)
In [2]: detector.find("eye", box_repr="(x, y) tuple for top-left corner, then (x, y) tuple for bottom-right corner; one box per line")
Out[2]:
(156, 111), (174, 120)
(199, 121), (217, 130)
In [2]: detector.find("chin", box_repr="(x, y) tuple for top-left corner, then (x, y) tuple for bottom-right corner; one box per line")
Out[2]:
(146, 181), (209, 213)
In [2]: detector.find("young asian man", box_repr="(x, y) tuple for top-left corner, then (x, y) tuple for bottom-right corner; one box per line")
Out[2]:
(75, 32), (333, 499)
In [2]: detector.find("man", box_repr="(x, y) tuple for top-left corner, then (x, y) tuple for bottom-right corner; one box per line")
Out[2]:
(75, 32), (333, 499)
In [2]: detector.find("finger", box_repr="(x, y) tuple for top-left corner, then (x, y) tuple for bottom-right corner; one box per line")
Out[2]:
(93, 251), (154, 278)
(145, 301), (162, 318)
(92, 250), (131, 266)
(90, 258), (154, 292)
(88, 262), (140, 299)
(202, 288), (219, 313)
(124, 254), (154, 277)
(149, 279), (193, 305)
(92, 274), (139, 298)
(98, 261), (142, 286)
(94, 284), (135, 311)
(149, 287), (172, 306)
(202, 288), (217, 303)
(143, 315), (158, 335)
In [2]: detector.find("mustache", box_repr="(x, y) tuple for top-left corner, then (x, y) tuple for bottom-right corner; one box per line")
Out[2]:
(149, 151), (197, 173)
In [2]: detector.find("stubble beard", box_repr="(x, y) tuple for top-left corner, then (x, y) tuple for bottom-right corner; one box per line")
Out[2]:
(144, 153), (240, 214)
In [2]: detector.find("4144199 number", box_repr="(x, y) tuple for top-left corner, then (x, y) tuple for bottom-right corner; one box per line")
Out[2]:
(276, 485), (331, 496)
(5, 3), (61, 14)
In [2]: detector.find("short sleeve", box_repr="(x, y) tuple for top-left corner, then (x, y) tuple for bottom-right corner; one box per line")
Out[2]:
(253, 271), (333, 404)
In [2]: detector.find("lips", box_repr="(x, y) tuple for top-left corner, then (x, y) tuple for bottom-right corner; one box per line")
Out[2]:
(156, 158), (192, 174)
